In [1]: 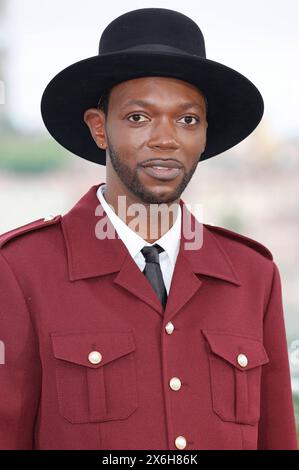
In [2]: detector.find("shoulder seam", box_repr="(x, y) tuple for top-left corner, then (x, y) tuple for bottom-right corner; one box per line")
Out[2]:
(263, 261), (277, 317)
(204, 224), (273, 261)
(0, 215), (62, 249)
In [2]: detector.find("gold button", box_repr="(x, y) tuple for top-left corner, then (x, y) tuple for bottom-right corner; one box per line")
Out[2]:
(175, 435), (187, 450)
(169, 377), (182, 391)
(43, 214), (55, 221)
(237, 353), (248, 368)
(165, 321), (175, 335)
(88, 351), (102, 365)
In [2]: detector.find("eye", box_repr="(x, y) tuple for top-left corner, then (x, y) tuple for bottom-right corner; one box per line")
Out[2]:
(128, 114), (149, 123)
(178, 115), (200, 125)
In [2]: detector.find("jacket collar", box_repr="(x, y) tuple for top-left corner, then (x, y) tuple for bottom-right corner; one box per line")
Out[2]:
(61, 183), (241, 318)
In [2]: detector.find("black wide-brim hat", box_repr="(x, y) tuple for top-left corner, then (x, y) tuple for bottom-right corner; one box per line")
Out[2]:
(41, 8), (264, 165)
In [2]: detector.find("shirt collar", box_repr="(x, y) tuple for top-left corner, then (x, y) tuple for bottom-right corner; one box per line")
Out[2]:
(96, 184), (181, 265)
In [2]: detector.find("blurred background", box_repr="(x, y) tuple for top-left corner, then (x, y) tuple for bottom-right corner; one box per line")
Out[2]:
(0, 0), (298, 443)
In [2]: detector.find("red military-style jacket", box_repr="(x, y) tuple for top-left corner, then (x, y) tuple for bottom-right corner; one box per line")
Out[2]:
(0, 182), (297, 450)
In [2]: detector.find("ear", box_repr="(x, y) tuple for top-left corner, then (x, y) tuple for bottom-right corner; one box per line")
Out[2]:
(83, 108), (107, 150)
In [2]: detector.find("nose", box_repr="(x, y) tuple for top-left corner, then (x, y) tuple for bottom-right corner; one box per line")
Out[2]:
(147, 116), (179, 151)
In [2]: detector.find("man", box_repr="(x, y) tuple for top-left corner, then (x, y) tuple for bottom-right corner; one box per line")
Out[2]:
(0, 8), (297, 450)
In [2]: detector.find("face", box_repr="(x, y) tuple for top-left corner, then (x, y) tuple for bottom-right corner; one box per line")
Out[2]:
(84, 76), (208, 204)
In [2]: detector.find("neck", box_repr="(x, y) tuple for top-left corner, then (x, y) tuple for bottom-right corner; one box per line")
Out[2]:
(102, 184), (180, 243)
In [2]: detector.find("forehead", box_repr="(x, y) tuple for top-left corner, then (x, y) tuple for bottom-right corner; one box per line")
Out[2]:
(109, 76), (206, 105)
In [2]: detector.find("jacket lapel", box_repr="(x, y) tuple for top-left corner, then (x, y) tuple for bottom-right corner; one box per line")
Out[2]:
(61, 183), (164, 315)
(164, 200), (241, 322)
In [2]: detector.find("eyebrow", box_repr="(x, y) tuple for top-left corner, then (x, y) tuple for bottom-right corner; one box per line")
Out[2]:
(120, 99), (204, 112)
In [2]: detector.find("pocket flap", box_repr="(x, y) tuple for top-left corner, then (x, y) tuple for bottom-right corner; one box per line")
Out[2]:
(51, 330), (136, 368)
(202, 330), (269, 370)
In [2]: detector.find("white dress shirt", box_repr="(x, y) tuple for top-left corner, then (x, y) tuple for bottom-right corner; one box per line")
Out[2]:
(96, 184), (181, 294)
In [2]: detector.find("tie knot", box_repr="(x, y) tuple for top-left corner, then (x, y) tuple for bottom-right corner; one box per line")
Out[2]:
(141, 244), (164, 264)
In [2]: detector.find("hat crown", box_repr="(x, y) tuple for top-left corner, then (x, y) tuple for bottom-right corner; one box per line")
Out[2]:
(99, 8), (206, 58)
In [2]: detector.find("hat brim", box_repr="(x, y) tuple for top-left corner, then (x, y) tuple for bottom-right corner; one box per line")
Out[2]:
(41, 50), (264, 165)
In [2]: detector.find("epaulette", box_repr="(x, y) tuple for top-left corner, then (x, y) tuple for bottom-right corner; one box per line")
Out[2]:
(0, 214), (61, 248)
(204, 223), (273, 260)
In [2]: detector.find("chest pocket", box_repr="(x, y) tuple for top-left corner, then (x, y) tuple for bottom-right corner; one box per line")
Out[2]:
(202, 330), (269, 426)
(51, 330), (138, 424)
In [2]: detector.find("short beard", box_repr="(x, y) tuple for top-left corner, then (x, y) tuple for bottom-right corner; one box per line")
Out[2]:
(106, 136), (201, 204)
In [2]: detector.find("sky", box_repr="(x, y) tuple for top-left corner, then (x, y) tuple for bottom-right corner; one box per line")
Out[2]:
(2, 0), (299, 139)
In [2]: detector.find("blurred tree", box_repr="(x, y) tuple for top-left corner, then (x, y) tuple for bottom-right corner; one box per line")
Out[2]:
(0, 1), (69, 173)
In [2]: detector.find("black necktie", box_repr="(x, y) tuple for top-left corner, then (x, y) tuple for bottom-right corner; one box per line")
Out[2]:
(141, 244), (168, 310)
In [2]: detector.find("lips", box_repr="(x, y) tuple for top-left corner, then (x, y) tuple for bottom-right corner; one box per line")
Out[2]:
(140, 159), (183, 181)
(141, 159), (183, 169)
